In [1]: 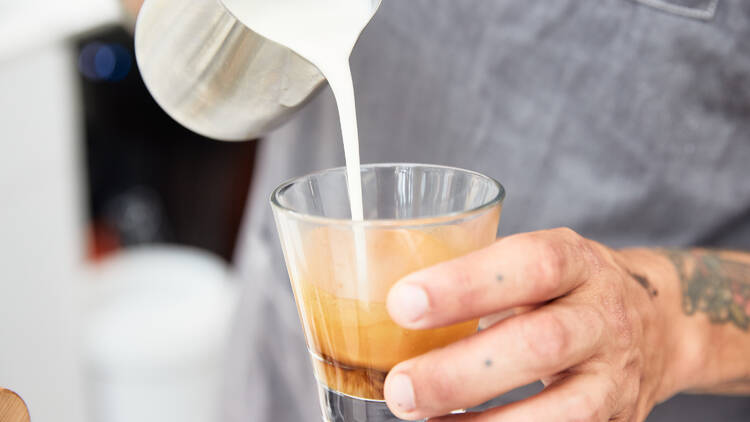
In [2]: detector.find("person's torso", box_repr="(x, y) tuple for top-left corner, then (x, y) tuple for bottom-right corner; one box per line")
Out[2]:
(229, 1), (750, 420)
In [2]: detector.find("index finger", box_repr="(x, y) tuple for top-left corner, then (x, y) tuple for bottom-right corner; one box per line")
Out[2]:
(386, 227), (599, 330)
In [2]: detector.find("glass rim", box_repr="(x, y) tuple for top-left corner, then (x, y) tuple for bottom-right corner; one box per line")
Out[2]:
(270, 163), (506, 228)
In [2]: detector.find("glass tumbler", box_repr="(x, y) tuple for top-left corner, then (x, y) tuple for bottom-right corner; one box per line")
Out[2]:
(271, 163), (505, 422)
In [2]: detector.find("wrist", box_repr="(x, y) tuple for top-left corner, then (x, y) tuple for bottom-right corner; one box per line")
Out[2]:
(617, 248), (709, 401)
(656, 249), (750, 395)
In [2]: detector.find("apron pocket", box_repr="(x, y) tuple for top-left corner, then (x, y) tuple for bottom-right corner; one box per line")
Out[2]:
(632, 0), (720, 20)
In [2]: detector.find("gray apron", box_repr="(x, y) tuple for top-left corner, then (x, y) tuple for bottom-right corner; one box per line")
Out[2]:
(226, 0), (750, 420)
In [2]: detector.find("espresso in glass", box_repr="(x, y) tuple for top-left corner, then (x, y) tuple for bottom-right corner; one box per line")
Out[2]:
(272, 164), (504, 422)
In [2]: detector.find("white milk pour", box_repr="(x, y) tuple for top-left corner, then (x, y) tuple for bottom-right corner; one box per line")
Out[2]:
(222, 0), (382, 296)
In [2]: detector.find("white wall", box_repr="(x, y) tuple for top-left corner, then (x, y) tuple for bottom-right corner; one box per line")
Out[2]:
(0, 1), (120, 420)
(0, 43), (87, 422)
(0, 0), (121, 61)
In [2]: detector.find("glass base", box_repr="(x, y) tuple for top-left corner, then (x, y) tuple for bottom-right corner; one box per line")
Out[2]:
(318, 384), (424, 422)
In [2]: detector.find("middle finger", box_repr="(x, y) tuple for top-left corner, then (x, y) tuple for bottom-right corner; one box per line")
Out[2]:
(387, 228), (597, 330)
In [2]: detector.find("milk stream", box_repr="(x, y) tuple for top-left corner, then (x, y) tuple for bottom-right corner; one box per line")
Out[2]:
(325, 64), (365, 223)
(221, 0), (379, 298)
(325, 63), (369, 300)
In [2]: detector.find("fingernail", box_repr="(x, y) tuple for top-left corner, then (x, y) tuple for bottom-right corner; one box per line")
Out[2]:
(389, 283), (429, 323)
(387, 373), (416, 413)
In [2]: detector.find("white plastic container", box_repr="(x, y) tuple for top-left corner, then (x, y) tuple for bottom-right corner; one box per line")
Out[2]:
(83, 246), (237, 422)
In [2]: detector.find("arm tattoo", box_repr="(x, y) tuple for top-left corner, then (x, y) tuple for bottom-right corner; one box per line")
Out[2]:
(663, 250), (750, 331)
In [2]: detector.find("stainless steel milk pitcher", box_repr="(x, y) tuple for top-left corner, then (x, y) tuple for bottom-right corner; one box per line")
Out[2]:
(135, 0), (326, 141)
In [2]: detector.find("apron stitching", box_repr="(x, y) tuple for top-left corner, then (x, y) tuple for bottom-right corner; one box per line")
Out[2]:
(634, 0), (719, 20)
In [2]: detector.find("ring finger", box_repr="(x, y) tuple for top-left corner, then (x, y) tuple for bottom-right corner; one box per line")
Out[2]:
(384, 302), (605, 420)
(431, 372), (617, 422)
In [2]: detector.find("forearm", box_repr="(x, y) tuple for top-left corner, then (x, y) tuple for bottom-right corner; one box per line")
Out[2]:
(623, 247), (750, 398)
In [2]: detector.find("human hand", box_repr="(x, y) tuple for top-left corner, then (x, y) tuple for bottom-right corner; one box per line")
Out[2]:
(384, 228), (689, 421)
(121, 0), (144, 20)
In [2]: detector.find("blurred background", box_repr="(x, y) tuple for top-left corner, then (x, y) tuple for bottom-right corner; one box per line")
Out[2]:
(0, 1), (255, 421)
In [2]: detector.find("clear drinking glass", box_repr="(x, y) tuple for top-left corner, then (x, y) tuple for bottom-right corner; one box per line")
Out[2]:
(271, 164), (505, 422)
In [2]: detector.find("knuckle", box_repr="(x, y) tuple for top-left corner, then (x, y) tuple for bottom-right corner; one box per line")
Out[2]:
(608, 376), (637, 422)
(530, 239), (567, 294)
(519, 312), (570, 363)
(621, 376), (640, 412)
(555, 227), (603, 277)
(605, 376), (625, 417)
(578, 305), (606, 346)
(553, 227), (589, 255)
(563, 391), (604, 422)
(555, 226), (582, 242)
